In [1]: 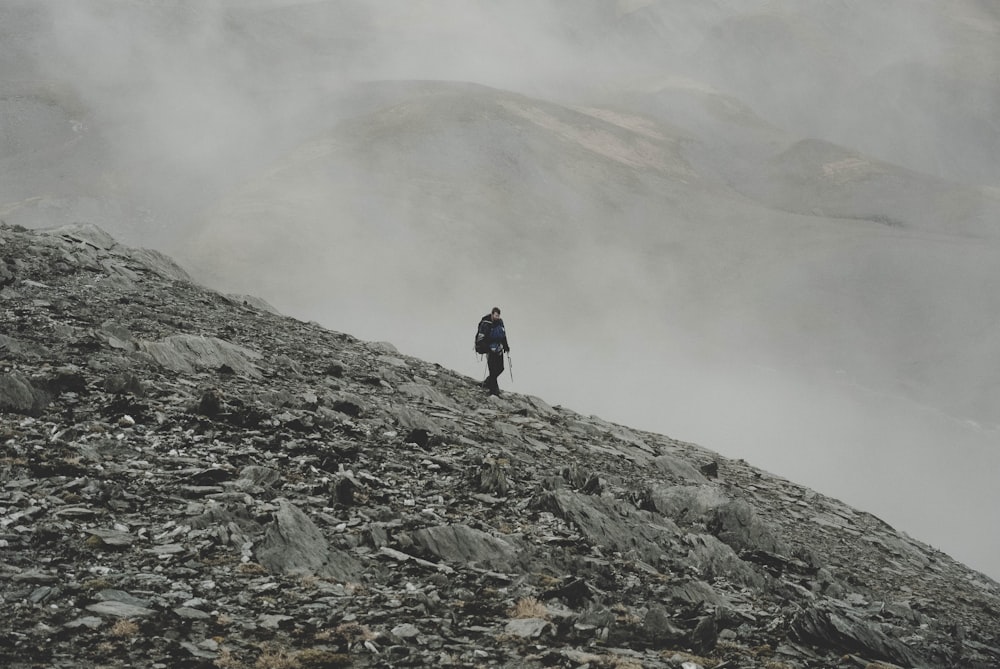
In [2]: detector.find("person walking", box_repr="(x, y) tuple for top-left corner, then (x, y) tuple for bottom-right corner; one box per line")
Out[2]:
(477, 307), (510, 396)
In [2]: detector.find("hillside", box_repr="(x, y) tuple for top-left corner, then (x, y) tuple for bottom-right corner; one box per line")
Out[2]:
(5, 0), (1000, 580)
(2, 223), (999, 668)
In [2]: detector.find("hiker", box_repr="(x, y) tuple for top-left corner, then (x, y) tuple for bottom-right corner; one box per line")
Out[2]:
(477, 307), (510, 396)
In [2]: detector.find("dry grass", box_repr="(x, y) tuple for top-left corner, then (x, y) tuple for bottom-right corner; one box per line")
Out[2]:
(238, 562), (269, 575)
(255, 645), (296, 669)
(214, 648), (241, 669)
(294, 649), (351, 668)
(508, 596), (548, 619)
(533, 573), (562, 588)
(330, 621), (375, 644)
(212, 644), (351, 669)
(109, 618), (139, 638)
(82, 577), (113, 591)
(607, 658), (644, 669)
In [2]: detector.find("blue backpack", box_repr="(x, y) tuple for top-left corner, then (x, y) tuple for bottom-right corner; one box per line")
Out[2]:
(474, 317), (505, 354)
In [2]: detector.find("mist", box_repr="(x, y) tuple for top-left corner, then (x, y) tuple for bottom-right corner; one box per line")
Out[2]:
(4, 0), (1000, 580)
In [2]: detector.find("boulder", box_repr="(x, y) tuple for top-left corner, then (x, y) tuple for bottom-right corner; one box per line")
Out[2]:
(411, 524), (519, 570)
(0, 372), (49, 415)
(646, 484), (786, 554)
(790, 605), (926, 668)
(138, 334), (262, 378)
(535, 489), (680, 564)
(256, 499), (363, 582)
(652, 454), (708, 484)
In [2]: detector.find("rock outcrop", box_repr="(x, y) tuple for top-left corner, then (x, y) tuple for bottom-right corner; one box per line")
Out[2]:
(1, 223), (999, 668)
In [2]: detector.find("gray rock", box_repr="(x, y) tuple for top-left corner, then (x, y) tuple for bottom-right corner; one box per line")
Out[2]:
(256, 499), (363, 582)
(652, 454), (708, 484)
(391, 622), (421, 638)
(94, 590), (152, 608)
(138, 334), (262, 378)
(505, 618), (550, 638)
(398, 382), (456, 408)
(227, 293), (281, 314)
(684, 533), (768, 588)
(259, 613), (294, 629)
(664, 580), (730, 607)
(233, 465), (281, 491)
(328, 391), (367, 417)
(790, 605), (926, 668)
(0, 372), (49, 415)
(646, 484), (786, 554)
(86, 601), (156, 618)
(85, 528), (136, 547)
(63, 616), (104, 630)
(42, 223), (117, 250)
(474, 459), (510, 496)
(388, 404), (440, 433)
(642, 605), (685, 646)
(535, 489), (680, 564)
(173, 606), (211, 620)
(411, 524), (519, 570)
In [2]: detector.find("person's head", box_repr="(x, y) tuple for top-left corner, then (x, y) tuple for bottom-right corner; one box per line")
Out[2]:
(491, 307), (501, 321)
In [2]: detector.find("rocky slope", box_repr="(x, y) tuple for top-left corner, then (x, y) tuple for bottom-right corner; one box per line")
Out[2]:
(2, 222), (999, 668)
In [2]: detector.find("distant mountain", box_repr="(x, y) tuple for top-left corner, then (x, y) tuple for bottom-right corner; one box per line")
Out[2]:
(2, 222), (999, 668)
(186, 80), (1000, 428)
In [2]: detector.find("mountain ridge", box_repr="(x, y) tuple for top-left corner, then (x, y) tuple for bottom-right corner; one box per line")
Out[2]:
(2, 222), (999, 668)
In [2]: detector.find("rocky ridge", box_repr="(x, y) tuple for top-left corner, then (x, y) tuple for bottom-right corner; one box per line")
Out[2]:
(1, 222), (998, 669)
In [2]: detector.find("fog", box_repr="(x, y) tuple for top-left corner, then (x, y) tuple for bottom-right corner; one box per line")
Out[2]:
(4, 0), (1000, 580)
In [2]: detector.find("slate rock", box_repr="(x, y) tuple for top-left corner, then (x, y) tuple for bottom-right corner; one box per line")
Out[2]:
(43, 367), (88, 395)
(535, 489), (680, 564)
(541, 578), (594, 607)
(405, 428), (431, 447)
(398, 381), (456, 408)
(233, 465), (281, 491)
(173, 606), (211, 620)
(643, 605), (686, 646)
(256, 499), (363, 582)
(684, 533), (767, 588)
(86, 600), (156, 618)
(689, 614), (719, 654)
(663, 580), (729, 608)
(328, 391), (366, 417)
(388, 405), (440, 433)
(652, 454), (708, 484)
(104, 371), (145, 396)
(64, 616), (104, 630)
(0, 260), (14, 286)
(411, 524), (519, 570)
(505, 618), (551, 638)
(646, 484), (786, 554)
(790, 605), (926, 668)
(474, 459), (509, 496)
(138, 334), (262, 378)
(0, 372), (50, 415)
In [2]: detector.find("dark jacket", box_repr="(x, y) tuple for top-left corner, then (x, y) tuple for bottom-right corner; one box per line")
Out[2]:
(479, 314), (509, 355)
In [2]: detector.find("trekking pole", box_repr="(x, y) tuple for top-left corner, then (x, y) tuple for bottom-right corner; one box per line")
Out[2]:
(507, 352), (514, 382)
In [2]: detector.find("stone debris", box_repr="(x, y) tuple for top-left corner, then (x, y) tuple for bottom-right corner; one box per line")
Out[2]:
(1, 223), (999, 669)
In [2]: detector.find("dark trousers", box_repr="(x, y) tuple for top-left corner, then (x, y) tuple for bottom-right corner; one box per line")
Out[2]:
(486, 351), (505, 395)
